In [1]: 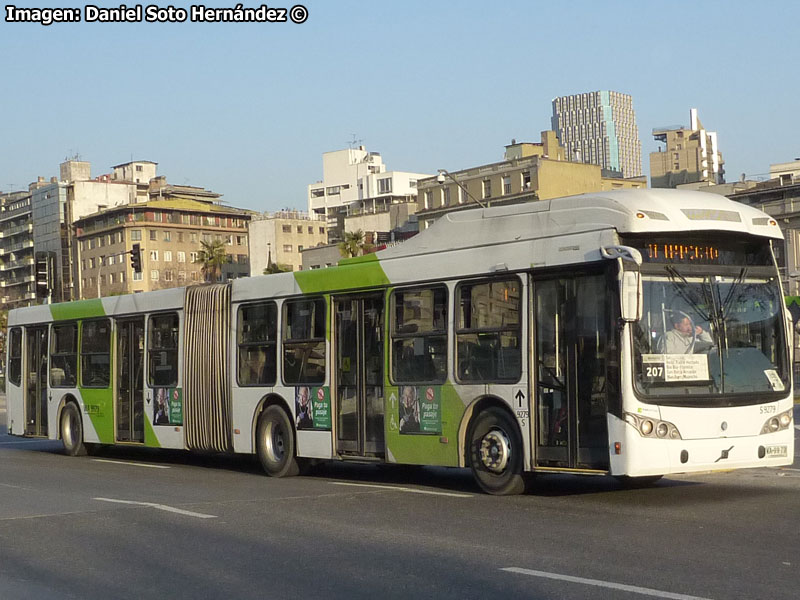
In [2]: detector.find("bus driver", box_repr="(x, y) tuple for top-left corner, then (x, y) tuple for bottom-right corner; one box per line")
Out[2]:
(659, 314), (714, 354)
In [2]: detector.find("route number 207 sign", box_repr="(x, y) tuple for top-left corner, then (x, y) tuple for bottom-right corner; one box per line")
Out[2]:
(642, 354), (710, 382)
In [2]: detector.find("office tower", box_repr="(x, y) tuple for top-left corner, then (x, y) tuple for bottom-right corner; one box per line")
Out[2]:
(552, 91), (643, 178)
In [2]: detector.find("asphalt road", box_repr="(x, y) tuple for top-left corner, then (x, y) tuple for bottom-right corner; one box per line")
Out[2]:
(1, 394), (799, 600)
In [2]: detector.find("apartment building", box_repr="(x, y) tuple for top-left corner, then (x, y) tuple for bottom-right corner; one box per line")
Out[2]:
(0, 190), (35, 309)
(248, 210), (327, 275)
(75, 191), (252, 298)
(307, 147), (431, 242)
(650, 109), (725, 188)
(727, 170), (800, 293)
(416, 132), (646, 227)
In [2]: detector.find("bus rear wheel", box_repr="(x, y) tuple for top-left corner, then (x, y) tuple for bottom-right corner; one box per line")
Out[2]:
(468, 407), (525, 495)
(256, 405), (300, 478)
(60, 403), (87, 457)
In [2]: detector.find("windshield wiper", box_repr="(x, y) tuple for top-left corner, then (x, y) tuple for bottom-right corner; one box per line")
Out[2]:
(665, 265), (714, 324)
(718, 267), (747, 318)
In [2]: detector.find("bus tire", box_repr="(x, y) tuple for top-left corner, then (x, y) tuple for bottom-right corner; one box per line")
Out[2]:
(60, 402), (87, 457)
(256, 405), (300, 478)
(467, 407), (525, 495)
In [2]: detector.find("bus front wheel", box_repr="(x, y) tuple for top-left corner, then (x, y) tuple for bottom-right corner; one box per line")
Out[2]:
(468, 407), (525, 495)
(256, 405), (300, 478)
(60, 403), (87, 457)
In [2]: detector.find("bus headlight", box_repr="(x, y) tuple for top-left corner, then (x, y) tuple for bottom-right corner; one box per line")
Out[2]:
(624, 412), (682, 440)
(761, 409), (793, 435)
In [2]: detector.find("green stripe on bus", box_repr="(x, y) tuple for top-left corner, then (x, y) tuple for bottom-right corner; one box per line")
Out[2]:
(145, 417), (162, 448)
(384, 382), (462, 466)
(80, 388), (115, 444)
(50, 299), (106, 321)
(294, 254), (390, 294)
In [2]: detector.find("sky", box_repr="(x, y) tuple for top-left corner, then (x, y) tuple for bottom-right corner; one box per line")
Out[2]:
(1, 0), (798, 213)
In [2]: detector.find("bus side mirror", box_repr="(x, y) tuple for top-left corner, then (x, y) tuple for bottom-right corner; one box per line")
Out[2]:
(621, 270), (642, 322)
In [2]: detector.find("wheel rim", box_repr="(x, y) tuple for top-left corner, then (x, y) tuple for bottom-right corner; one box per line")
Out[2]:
(264, 420), (286, 464)
(63, 410), (77, 448)
(479, 428), (511, 473)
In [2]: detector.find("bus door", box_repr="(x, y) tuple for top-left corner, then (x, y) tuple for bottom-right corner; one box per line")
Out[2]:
(333, 293), (385, 457)
(116, 317), (145, 443)
(533, 274), (610, 470)
(25, 326), (49, 436)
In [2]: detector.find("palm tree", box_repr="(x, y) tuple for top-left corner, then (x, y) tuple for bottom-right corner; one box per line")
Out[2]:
(338, 229), (372, 258)
(195, 239), (228, 282)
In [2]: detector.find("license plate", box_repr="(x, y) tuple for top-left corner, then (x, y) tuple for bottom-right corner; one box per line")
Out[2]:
(765, 445), (788, 458)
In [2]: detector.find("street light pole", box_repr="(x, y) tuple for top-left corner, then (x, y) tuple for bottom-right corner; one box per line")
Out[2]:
(436, 169), (487, 209)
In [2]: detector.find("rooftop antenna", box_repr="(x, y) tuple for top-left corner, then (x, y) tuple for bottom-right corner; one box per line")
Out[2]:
(347, 133), (363, 149)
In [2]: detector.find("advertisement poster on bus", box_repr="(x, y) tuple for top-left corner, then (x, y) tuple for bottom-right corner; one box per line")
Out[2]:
(153, 387), (183, 426)
(295, 386), (331, 430)
(399, 386), (441, 435)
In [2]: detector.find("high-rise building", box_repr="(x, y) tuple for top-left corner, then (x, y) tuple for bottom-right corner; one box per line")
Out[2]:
(650, 109), (725, 188)
(551, 91), (643, 178)
(0, 189), (35, 309)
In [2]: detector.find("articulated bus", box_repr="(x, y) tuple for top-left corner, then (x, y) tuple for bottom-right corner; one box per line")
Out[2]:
(4, 189), (794, 494)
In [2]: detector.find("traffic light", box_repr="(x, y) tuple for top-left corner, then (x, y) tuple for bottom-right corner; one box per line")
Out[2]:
(130, 243), (142, 273)
(34, 251), (52, 301)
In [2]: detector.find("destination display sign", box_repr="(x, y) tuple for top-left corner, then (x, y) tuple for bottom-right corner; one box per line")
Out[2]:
(621, 236), (773, 266)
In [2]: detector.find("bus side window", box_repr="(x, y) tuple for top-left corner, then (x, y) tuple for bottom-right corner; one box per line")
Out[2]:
(456, 278), (521, 383)
(8, 327), (22, 387)
(50, 323), (78, 388)
(282, 298), (326, 385)
(81, 319), (111, 388)
(390, 286), (448, 384)
(237, 302), (277, 386)
(148, 313), (180, 387)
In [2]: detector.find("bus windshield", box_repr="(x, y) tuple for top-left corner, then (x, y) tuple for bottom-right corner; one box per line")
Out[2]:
(632, 269), (789, 405)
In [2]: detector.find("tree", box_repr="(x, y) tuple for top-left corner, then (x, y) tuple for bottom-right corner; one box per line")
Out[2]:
(195, 239), (228, 282)
(338, 229), (372, 258)
(263, 262), (290, 275)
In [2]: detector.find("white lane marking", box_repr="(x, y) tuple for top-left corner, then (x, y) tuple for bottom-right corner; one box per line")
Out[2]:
(93, 497), (216, 519)
(329, 482), (472, 498)
(0, 483), (35, 490)
(92, 459), (171, 469)
(501, 567), (713, 600)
